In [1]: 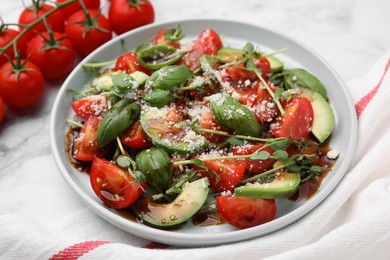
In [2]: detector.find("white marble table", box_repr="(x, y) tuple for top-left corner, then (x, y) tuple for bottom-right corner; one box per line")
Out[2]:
(1, 0), (389, 235)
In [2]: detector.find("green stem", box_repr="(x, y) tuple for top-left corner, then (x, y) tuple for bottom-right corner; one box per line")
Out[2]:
(66, 118), (83, 128)
(254, 70), (285, 115)
(0, 0), (79, 56)
(116, 136), (127, 156)
(239, 161), (293, 184)
(196, 128), (286, 143)
(262, 48), (288, 57)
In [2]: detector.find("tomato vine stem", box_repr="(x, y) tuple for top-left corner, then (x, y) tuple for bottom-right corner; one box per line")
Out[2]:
(0, 0), (78, 56)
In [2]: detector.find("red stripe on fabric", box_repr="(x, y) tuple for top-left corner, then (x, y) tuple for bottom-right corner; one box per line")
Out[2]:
(49, 240), (110, 260)
(143, 241), (170, 249)
(355, 57), (390, 118)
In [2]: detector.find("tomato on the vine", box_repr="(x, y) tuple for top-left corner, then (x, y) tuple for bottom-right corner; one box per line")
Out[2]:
(90, 157), (146, 209)
(114, 52), (151, 75)
(65, 9), (112, 57)
(0, 96), (5, 123)
(0, 60), (45, 109)
(56, 0), (100, 19)
(108, 0), (155, 35)
(27, 31), (76, 80)
(0, 27), (27, 66)
(216, 195), (276, 229)
(18, 3), (65, 40)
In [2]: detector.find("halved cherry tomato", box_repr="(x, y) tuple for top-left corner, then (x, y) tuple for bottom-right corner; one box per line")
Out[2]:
(71, 95), (108, 120)
(151, 29), (180, 49)
(251, 82), (278, 123)
(254, 57), (271, 80)
(73, 117), (108, 161)
(196, 158), (247, 192)
(198, 110), (226, 144)
(179, 29), (223, 71)
(270, 96), (314, 139)
(120, 121), (151, 150)
(90, 157), (146, 209)
(216, 195), (276, 229)
(114, 52), (151, 75)
(232, 143), (276, 174)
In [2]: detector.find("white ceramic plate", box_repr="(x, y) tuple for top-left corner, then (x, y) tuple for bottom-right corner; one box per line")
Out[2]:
(50, 19), (357, 247)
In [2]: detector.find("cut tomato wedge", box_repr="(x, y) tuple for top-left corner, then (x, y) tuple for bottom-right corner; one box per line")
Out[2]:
(232, 143), (276, 173)
(120, 121), (151, 150)
(71, 95), (108, 120)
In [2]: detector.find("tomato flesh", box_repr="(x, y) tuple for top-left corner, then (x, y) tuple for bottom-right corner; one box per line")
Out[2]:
(120, 121), (151, 150)
(0, 96), (5, 123)
(196, 159), (247, 192)
(151, 29), (180, 49)
(71, 95), (108, 120)
(271, 96), (314, 139)
(73, 117), (107, 161)
(198, 110), (226, 144)
(216, 195), (276, 229)
(90, 157), (146, 209)
(232, 143), (276, 174)
(179, 29), (223, 71)
(114, 52), (151, 75)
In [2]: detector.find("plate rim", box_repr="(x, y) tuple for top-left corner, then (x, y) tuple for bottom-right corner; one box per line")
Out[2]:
(50, 18), (358, 247)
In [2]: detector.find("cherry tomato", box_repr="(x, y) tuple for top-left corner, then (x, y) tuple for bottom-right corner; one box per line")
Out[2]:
(151, 29), (180, 49)
(18, 4), (65, 40)
(0, 28), (27, 66)
(216, 195), (276, 229)
(0, 60), (45, 109)
(179, 29), (223, 71)
(27, 31), (76, 80)
(232, 143), (276, 173)
(65, 9), (112, 57)
(73, 117), (108, 161)
(120, 121), (151, 150)
(108, 0), (155, 35)
(196, 158), (247, 192)
(56, 0), (100, 19)
(254, 57), (271, 80)
(198, 110), (226, 144)
(270, 96), (314, 139)
(251, 82), (278, 123)
(71, 95), (108, 120)
(0, 96), (5, 123)
(90, 157), (146, 209)
(114, 52), (151, 75)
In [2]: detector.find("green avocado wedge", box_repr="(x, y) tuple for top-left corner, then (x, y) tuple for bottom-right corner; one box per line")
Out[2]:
(300, 88), (335, 143)
(235, 172), (300, 199)
(132, 178), (209, 227)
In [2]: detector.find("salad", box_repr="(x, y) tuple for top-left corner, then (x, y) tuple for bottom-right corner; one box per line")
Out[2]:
(65, 25), (338, 230)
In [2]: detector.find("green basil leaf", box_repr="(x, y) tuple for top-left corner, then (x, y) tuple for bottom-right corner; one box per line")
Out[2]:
(136, 147), (172, 191)
(143, 89), (174, 108)
(111, 73), (138, 94)
(210, 94), (262, 137)
(137, 44), (184, 70)
(97, 100), (140, 147)
(243, 42), (255, 60)
(284, 68), (327, 98)
(146, 65), (194, 90)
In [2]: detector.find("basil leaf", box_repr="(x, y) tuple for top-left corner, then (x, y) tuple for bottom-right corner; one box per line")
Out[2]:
(136, 147), (172, 191)
(146, 65), (194, 90)
(284, 68), (327, 98)
(111, 73), (138, 94)
(97, 100), (140, 147)
(143, 89), (174, 108)
(242, 42), (255, 60)
(210, 94), (262, 137)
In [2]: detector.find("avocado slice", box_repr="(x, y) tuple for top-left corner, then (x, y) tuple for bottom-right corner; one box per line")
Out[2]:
(132, 178), (209, 227)
(92, 71), (149, 91)
(300, 89), (335, 143)
(266, 56), (284, 72)
(140, 107), (209, 154)
(235, 171), (300, 199)
(130, 71), (149, 86)
(216, 47), (243, 63)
